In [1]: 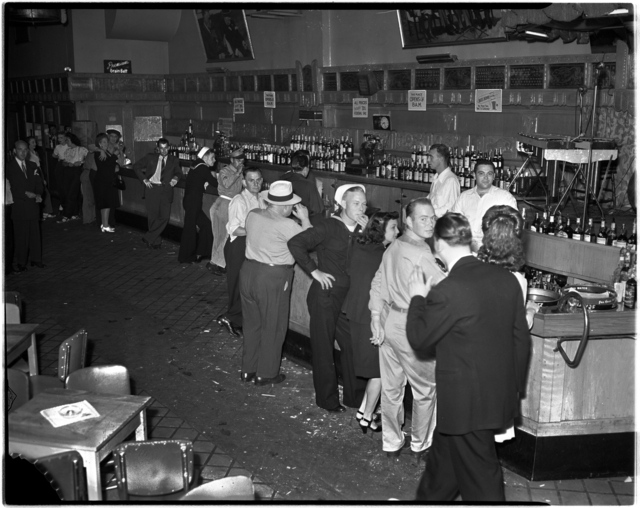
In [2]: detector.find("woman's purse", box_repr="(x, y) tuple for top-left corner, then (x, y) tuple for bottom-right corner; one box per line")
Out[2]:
(113, 173), (126, 190)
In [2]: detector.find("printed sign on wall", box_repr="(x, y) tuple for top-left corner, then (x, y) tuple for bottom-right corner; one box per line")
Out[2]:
(475, 89), (503, 112)
(353, 98), (369, 118)
(408, 90), (427, 111)
(264, 91), (276, 109)
(233, 98), (245, 114)
(104, 60), (132, 74)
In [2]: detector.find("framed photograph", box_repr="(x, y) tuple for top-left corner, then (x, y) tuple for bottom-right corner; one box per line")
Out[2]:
(397, 9), (507, 49)
(373, 115), (392, 131)
(195, 9), (254, 63)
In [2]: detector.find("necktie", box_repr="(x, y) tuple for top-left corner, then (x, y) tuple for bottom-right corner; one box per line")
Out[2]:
(21, 162), (27, 177)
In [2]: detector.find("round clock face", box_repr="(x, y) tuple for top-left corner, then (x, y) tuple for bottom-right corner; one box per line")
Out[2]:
(379, 116), (390, 130)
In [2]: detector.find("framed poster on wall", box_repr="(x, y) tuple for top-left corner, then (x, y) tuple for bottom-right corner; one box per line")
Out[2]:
(195, 9), (254, 63)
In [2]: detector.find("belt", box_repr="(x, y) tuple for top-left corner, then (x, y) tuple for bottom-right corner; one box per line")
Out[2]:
(218, 195), (232, 201)
(246, 258), (293, 269)
(389, 302), (408, 313)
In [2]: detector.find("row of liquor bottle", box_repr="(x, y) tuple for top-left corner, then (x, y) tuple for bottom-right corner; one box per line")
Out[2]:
(529, 212), (637, 249)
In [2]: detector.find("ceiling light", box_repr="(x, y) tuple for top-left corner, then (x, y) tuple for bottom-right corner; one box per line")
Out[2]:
(416, 54), (457, 64)
(525, 30), (549, 38)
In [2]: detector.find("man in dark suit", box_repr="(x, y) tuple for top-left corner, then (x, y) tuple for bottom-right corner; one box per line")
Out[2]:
(5, 140), (45, 271)
(406, 212), (530, 502)
(133, 138), (182, 249)
(280, 150), (324, 218)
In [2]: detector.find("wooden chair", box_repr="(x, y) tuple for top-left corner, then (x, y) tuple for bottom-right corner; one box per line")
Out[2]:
(30, 329), (88, 397)
(113, 440), (195, 501)
(7, 368), (30, 412)
(5, 302), (21, 324)
(33, 451), (88, 501)
(65, 365), (130, 395)
(179, 476), (255, 501)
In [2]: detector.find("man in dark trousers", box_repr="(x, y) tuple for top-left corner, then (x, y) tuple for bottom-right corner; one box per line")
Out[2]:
(6, 140), (45, 271)
(288, 184), (369, 413)
(133, 138), (182, 249)
(406, 212), (531, 502)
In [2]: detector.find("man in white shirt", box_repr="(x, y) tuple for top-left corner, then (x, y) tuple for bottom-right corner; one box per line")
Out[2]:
(427, 144), (460, 218)
(451, 159), (518, 251)
(216, 167), (266, 337)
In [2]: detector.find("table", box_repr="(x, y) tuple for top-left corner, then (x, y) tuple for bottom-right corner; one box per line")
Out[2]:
(6, 323), (39, 375)
(9, 388), (152, 500)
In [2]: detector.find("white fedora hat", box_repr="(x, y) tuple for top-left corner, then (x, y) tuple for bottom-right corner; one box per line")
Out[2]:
(260, 180), (301, 206)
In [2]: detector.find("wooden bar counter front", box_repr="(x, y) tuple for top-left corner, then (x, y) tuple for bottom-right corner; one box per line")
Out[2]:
(117, 164), (635, 481)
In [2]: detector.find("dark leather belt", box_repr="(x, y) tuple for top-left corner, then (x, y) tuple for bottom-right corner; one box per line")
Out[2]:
(246, 258), (293, 269)
(389, 302), (408, 313)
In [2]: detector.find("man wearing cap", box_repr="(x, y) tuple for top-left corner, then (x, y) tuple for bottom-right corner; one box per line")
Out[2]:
(280, 150), (324, 218)
(216, 167), (265, 337)
(240, 181), (312, 386)
(206, 147), (245, 276)
(133, 137), (182, 249)
(288, 184), (369, 413)
(179, 147), (218, 264)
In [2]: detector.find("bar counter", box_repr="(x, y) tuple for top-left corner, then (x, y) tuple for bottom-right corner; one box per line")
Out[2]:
(117, 164), (635, 481)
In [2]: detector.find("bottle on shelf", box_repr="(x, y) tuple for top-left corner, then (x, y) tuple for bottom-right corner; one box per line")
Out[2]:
(463, 146), (471, 170)
(615, 222), (629, 248)
(607, 220), (617, 246)
(521, 208), (528, 230)
(624, 264), (636, 309)
(583, 218), (594, 242)
(531, 212), (540, 232)
(628, 219), (637, 252)
(537, 212), (548, 234)
(572, 218), (583, 241)
(564, 217), (574, 239)
(596, 218), (608, 245)
(469, 145), (477, 173)
(555, 215), (566, 238)
(545, 214), (556, 235)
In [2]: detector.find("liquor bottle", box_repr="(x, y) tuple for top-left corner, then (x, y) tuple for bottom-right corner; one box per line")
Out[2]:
(545, 214), (556, 235)
(463, 166), (471, 190)
(572, 218), (583, 241)
(498, 148), (504, 170)
(521, 208), (528, 230)
(607, 220), (617, 246)
(615, 223), (629, 248)
(531, 212), (540, 232)
(624, 265), (636, 308)
(413, 162), (420, 183)
(411, 145), (417, 165)
(583, 218), (595, 243)
(469, 145), (477, 173)
(564, 217), (574, 239)
(555, 215), (567, 238)
(455, 147), (462, 170)
(596, 218), (608, 245)
(492, 149), (499, 169)
(347, 138), (353, 157)
(537, 212), (547, 233)
(463, 146), (471, 170)
(628, 219), (637, 252)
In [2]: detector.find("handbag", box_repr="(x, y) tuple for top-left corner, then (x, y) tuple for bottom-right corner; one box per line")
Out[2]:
(113, 174), (126, 190)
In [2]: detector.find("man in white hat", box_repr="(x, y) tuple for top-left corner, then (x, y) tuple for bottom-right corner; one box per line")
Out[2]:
(215, 167), (265, 337)
(288, 184), (369, 413)
(133, 137), (182, 249)
(206, 146), (245, 276)
(240, 180), (312, 385)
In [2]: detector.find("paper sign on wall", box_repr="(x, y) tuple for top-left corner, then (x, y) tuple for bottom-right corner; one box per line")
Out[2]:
(233, 98), (245, 114)
(475, 89), (503, 113)
(408, 90), (427, 111)
(264, 92), (276, 109)
(217, 118), (233, 137)
(353, 98), (369, 118)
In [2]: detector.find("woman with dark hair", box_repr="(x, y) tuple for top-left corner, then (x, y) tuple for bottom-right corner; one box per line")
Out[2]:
(341, 210), (399, 433)
(478, 205), (537, 328)
(178, 148), (218, 263)
(57, 132), (87, 223)
(406, 212), (530, 501)
(91, 133), (120, 233)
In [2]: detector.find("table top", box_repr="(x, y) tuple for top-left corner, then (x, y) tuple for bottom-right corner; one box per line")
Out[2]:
(9, 388), (152, 452)
(6, 323), (39, 352)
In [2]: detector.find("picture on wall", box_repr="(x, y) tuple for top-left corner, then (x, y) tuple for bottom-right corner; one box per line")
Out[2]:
(195, 9), (254, 63)
(397, 9), (507, 48)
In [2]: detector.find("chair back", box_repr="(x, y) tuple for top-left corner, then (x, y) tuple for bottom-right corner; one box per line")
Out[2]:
(7, 368), (29, 412)
(57, 330), (88, 383)
(179, 476), (255, 501)
(66, 365), (131, 395)
(5, 303), (21, 324)
(33, 451), (87, 501)
(113, 440), (194, 500)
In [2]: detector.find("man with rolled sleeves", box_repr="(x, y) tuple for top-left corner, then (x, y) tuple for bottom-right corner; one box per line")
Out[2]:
(6, 140), (45, 271)
(206, 147), (245, 276)
(133, 138), (182, 249)
(240, 181), (312, 386)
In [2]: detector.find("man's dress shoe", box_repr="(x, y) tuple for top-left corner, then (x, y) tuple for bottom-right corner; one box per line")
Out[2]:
(241, 372), (256, 382)
(206, 263), (226, 276)
(326, 405), (347, 414)
(216, 315), (240, 337)
(255, 374), (286, 386)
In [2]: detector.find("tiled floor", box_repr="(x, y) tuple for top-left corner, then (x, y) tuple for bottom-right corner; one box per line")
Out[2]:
(5, 216), (636, 503)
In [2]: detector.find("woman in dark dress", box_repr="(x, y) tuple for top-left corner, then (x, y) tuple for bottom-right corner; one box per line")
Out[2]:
(179, 147), (218, 263)
(92, 133), (120, 233)
(342, 210), (399, 433)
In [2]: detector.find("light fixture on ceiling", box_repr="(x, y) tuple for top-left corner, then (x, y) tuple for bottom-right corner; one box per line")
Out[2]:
(525, 30), (550, 38)
(416, 54), (457, 64)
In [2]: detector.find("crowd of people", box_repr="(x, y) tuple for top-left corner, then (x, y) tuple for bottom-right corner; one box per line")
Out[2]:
(5, 135), (535, 500)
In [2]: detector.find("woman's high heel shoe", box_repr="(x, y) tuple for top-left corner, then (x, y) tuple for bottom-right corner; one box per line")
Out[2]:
(101, 225), (115, 233)
(356, 410), (364, 422)
(359, 417), (382, 434)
